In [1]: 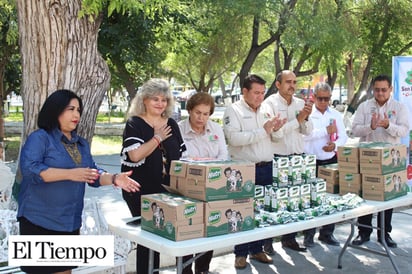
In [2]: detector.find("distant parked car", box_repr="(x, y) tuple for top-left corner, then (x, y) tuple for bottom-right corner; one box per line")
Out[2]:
(332, 88), (348, 107)
(212, 88), (241, 105)
(295, 88), (314, 101)
(171, 101), (181, 122)
(176, 89), (197, 102)
(171, 90), (180, 99)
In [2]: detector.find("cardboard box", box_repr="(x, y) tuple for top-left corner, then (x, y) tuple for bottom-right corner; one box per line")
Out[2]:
(338, 145), (359, 162)
(339, 172), (361, 185)
(362, 170), (408, 201)
(326, 181), (339, 194)
(360, 161), (405, 175)
(359, 162), (383, 174)
(169, 175), (207, 201)
(359, 143), (407, 174)
(339, 182), (361, 196)
(339, 171), (361, 196)
(173, 160), (255, 201)
(318, 164), (339, 184)
(204, 198), (255, 237)
(170, 160), (189, 178)
(141, 193), (204, 241)
(338, 160), (360, 173)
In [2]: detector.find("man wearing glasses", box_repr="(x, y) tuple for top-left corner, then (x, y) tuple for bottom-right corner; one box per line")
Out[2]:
(302, 82), (348, 247)
(351, 74), (409, 248)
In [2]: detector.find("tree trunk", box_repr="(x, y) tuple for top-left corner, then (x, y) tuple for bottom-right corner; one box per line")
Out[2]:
(17, 0), (110, 144)
(15, 0), (110, 187)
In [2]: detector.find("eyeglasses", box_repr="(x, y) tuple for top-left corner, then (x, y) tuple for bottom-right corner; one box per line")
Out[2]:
(316, 96), (330, 102)
(373, 88), (389, 93)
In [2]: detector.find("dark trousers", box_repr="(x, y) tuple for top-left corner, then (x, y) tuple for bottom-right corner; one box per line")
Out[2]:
(234, 163), (272, 257)
(182, 250), (213, 274)
(18, 217), (79, 274)
(123, 191), (160, 274)
(302, 154), (338, 238)
(357, 209), (393, 238)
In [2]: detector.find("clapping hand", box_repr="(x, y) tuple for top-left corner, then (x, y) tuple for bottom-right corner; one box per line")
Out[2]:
(264, 113), (287, 135)
(376, 113), (389, 129)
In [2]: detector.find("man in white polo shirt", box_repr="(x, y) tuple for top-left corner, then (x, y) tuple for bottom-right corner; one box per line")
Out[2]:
(351, 74), (409, 248)
(303, 82), (348, 247)
(223, 74), (286, 269)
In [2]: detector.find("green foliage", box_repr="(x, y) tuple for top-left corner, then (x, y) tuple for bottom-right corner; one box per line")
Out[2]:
(162, 0), (251, 91)
(3, 111), (22, 121)
(0, 0), (20, 98)
(91, 135), (123, 155)
(4, 111), (125, 123)
(3, 134), (123, 160)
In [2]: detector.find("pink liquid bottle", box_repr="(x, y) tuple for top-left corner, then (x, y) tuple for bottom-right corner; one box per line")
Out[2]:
(329, 118), (337, 141)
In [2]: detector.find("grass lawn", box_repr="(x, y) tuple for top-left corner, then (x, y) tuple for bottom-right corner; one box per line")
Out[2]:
(3, 111), (125, 161)
(3, 135), (122, 162)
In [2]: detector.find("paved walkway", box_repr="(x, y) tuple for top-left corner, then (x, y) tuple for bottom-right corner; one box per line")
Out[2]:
(89, 154), (412, 274)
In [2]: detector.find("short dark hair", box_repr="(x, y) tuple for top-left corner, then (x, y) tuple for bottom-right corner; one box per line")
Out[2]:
(38, 89), (83, 131)
(243, 74), (266, 90)
(186, 92), (215, 115)
(372, 75), (391, 87)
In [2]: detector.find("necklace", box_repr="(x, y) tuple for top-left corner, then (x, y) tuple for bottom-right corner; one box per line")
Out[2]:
(62, 141), (82, 166)
(141, 115), (165, 128)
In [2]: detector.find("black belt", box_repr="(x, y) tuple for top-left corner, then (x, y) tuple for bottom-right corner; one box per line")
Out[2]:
(316, 154), (337, 165)
(255, 161), (272, 167)
(274, 153), (302, 157)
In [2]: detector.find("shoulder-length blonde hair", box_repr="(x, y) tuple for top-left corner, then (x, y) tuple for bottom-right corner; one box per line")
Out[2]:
(128, 78), (174, 118)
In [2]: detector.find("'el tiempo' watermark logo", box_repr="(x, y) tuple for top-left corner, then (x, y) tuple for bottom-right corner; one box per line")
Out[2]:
(8, 235), (114, 266)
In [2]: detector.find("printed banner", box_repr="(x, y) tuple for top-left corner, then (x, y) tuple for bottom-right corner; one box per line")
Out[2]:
(392, 56), (412, 187)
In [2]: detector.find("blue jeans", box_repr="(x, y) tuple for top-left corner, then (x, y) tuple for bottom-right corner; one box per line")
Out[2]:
(234, 164), (272, 257)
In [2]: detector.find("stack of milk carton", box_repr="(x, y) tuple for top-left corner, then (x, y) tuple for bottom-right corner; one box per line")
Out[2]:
(262, 154), (327, 215)
(140, 160), (257, 241)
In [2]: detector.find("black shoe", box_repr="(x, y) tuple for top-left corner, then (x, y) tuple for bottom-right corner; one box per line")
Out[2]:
(378, 236), (397, 248)
(318, 235), (340, 246)
(352, 234), (370, 246)
(282, 239), (307, 252)
(303, 235), (315, 248)
(263, 241), (276, 255)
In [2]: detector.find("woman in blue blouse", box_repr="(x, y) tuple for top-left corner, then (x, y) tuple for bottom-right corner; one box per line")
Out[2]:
(18, 89), (140, 274)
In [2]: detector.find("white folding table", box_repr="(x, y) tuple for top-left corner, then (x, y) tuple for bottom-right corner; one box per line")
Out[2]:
(99, 193), (412, 274)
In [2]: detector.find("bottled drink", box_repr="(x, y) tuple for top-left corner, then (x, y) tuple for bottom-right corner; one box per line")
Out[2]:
(329, 118), (337, 141)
